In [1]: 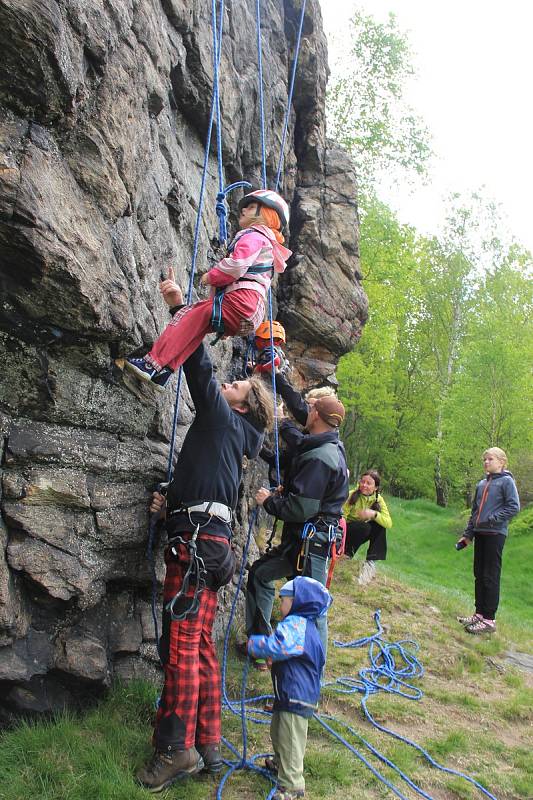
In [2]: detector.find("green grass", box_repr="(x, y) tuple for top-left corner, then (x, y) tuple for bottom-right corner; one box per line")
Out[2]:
(379, 497), (533, 638)
(1, 498), (532, 799)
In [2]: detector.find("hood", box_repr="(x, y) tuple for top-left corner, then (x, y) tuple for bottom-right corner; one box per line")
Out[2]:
(290, 577), (332, 619)
(486, 470), (514, 480)
(237, 410), (264, 459)
(250, 224), (292, 273)
(297, 429), (339, 454)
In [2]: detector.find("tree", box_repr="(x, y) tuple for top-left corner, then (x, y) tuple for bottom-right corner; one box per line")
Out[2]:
(327, 10), (432, 192)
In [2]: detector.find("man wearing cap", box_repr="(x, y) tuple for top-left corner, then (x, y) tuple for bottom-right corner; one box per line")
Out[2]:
(246, 386), (349, 660)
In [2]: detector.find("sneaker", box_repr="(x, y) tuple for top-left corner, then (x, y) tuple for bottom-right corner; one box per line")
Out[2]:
(358, 560), (376, 586)
(125, 357), (156, 383)
(151, 366), (174, 392)
(457, 612), (482, 626)
(136, 747), (204, 792)
(197, 743), (224, 774)
(273, 788), (305, 800)
(465, 619), (496, 635)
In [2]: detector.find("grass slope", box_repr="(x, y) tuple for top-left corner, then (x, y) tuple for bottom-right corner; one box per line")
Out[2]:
(1, 499), (532, 800)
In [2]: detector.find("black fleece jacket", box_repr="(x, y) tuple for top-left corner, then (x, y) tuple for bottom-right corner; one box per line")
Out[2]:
(263, 428), (348, 539)
(166, 344), (264, 538)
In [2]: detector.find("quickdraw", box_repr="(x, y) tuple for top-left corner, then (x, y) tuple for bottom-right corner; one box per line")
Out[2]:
(165, 524), (207, 621)
(295, 521), (340, 576)
(209, 227), (274, 342)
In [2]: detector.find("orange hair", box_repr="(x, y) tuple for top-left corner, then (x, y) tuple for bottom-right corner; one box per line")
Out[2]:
(258, 206), (285, 243)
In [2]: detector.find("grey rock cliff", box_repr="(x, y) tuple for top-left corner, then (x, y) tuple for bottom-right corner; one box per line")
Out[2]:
(0, 0), (366, 718)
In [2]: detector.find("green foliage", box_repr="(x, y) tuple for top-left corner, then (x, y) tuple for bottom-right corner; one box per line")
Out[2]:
(509, 505), (533, 538)
(380, 497), (533, 635)
(2, 501), (533, 799)
(338, 193), (533, 506)
(327, 10), (432, 190)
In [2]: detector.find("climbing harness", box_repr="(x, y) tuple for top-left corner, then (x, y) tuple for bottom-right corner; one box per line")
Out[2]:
(165, 526), (207, 621)
(209, 226), (275, 341)
(295, 520), (339, 575)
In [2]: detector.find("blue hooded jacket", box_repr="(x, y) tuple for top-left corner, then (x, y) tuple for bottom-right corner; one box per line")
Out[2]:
(464, 470), (520, 539)
(248, 577), (332, 718)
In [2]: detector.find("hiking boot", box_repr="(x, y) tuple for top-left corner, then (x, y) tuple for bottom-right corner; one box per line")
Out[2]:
(465, 619), (496, 635)
(197, 743), (224, 774)
(273, 788), (304, 800)
(358, 560), (376, 586)
(125, 357), (156, 383)
(136, 747), (204, 792)
(151, 366), (174, 392)
(457, 612), (482, 626)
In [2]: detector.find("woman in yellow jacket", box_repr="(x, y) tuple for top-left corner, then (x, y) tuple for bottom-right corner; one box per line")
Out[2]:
(342, 470), (392, 586)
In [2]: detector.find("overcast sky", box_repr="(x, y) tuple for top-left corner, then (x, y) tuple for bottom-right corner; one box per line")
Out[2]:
(320, 0), (533, 253)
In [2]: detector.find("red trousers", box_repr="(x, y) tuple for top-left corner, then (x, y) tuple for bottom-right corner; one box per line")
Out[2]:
(147, 289), (262, 371)
(154, 546), (222, 752)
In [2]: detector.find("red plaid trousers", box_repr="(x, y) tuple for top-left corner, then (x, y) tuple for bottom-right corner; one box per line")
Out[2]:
(154, 544), (222, 751)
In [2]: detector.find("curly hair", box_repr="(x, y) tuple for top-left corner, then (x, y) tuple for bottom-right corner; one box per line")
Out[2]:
(245, 376), (275, 432)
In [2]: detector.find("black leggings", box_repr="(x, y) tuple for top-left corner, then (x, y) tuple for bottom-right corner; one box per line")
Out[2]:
(473, 533), (505, 619)
(345, 520), (387, 561)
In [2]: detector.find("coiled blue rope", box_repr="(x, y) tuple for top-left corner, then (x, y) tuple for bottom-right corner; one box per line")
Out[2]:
(321, 610), (499, 800)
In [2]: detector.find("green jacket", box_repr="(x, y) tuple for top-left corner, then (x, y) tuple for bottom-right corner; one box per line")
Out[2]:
(342, 492), (392, 530)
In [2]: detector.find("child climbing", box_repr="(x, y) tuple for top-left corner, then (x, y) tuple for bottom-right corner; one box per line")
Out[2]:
(253, 320), (290, 375)
(342, 470), (392, 586)
(456, 447), (520, 634)
(125, 190), (292, 391)
(248, 577), (332, 800)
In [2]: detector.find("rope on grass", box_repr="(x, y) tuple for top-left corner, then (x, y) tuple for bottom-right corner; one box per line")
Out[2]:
(322, 610), (499, 800)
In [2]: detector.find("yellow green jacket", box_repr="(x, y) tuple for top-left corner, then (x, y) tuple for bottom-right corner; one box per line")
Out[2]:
(342, 492), (392, 529)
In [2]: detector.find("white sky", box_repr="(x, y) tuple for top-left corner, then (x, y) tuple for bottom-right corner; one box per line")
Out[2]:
(320, 0), (533, 253)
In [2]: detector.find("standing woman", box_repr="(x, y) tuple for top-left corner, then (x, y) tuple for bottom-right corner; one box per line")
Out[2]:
(456, 447), (520, 635)
(343, 470), (392, 585)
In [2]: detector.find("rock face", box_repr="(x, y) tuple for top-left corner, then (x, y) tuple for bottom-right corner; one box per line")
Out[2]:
(0, 0), (366, 718)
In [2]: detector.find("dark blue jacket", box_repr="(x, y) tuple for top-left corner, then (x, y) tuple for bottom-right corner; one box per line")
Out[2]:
(464, 470), (520, 539)
(248, 577), (332, 718)
(166, 344), (264, 538)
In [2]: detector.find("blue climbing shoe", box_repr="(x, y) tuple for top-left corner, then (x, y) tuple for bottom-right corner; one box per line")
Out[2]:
(125, 357), (156, 383)
(151, 367), (174, 393)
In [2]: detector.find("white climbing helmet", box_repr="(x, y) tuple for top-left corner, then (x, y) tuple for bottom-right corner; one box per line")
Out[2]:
(238, 189), (290, 229)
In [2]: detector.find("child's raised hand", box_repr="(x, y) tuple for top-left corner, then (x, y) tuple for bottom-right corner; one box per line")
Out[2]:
(159, 266), (183, 307)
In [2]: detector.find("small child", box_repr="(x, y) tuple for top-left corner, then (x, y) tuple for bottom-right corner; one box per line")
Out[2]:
(253, 320), (290, 375)
(125, 190), (291, 391)
(248, 576), (332, 800)
(456, 447), (520, 634)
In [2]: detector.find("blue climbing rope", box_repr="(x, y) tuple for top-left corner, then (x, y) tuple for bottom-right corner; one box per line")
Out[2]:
(255, 0), (268, 189)
(266, 290), (281, 487)
(320, 610), (499, 800)
(275, 0), (307, 191)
